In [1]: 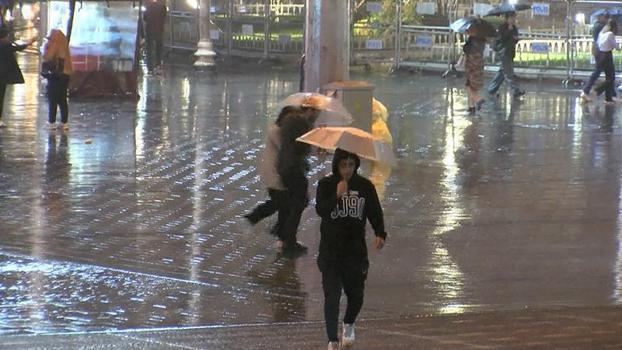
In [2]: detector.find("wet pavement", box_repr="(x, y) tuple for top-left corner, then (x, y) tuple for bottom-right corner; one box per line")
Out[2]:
(1, 52), (622, 347)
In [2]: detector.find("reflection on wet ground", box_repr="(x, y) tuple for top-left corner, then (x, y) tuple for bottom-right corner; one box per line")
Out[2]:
(1, 59), (622, 336)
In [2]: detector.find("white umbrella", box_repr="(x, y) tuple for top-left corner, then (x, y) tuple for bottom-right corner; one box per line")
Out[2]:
(296, 127), (396, 166)
(277, 93), (353, 127)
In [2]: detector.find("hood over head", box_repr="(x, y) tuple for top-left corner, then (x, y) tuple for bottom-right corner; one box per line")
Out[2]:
(331, 148), (360, 177)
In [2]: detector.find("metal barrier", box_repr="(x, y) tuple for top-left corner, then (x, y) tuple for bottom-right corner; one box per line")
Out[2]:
(163, 0), (622, 81)
(165, 10), (199, 51)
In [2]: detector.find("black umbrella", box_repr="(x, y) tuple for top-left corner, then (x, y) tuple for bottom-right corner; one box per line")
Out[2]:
(484, 2), (531, 16)
(450, 17), (497, 37)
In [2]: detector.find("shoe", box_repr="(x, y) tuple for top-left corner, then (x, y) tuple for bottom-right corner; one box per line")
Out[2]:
(580, 91), (592, 103)
(327, 341), (340, 350)
(342, 323), (355, 347)
(275, 240), (284, 251)
(605, 100), (616, 105)
(513, 90), (526, 99)
(281, 241), (308, 258)
(48, 122), (56, 130)
(60, 123), (69, 130)
(467, 107), (476, 115)
(284, 241), (307, 252)
(0, 121), (6, 128)
(243, 214), (257, 225)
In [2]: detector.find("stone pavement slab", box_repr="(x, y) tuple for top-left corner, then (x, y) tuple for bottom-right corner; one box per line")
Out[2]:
(2, 306), (622, 349)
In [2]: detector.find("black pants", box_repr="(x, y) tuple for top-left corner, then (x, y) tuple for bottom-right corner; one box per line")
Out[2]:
(145, 33), (163, 72)
(47, 76), (70, 124)
(320, 260), (367, 342)
(278, 177), (308, 246)
(584, 51), (616, 101)
(247, 189), (287, 235)
(0, 83), (6, 119)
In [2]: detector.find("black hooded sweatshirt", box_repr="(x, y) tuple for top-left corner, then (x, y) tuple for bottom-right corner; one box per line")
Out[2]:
(315, 149), (387, 269)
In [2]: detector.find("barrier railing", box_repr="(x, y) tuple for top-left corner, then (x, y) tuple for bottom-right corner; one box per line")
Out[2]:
(165, 0), (621, 81)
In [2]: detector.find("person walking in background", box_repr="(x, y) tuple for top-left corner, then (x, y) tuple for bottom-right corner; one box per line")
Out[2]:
(487, 12), (525, 99)
(464, 36), (487, 114)
(143, 0), (167, 75)
(583, 15), (618, 103)
(42, 29), (73, 130)
(315, 148), (387, 350)
(582, 19), (619, 105)
(0, 26), (35, 128)
(369, 98), (393, 201)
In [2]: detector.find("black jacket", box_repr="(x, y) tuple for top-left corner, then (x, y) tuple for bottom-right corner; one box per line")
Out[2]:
(0, 42), (27, 85)
(494, 23), (519, 58)
(315, 149), (386, 268)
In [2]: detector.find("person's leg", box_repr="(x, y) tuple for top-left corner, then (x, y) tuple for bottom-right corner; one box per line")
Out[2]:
(584, 53), (604, 94)
(0, 83), (6, 120)
(155, 33), (163, 68)
(246, 190), (279, 224)
(603, 53), (616, 102)
(47, 79), (59, 124)
(269, 189), (287, 237)
(320, 262), (342, 343)
(281, 178), (308, 248)
(342, 264), (367, 325)
(501, 55), (522, 95)
(487, 66), (504, 95)
(145, 35), (154, 72)
(466, 84), (475, 108)
(58, 77), (69, 124)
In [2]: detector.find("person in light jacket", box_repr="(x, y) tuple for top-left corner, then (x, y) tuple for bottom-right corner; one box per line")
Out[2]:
(245, 105), (319, 254)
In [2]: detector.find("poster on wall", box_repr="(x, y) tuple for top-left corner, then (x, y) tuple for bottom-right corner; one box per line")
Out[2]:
(47, 1), (140, 72)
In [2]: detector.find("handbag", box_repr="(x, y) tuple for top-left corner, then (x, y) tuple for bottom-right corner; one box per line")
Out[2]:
(455, 54), (466, 72)
(41, 58), (65, 79)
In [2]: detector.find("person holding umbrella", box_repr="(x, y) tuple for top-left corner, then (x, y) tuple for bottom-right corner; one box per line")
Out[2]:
(582, 12), (616, 102)
(315, 148), (387, 350)
(582, 19), (619, 105)
(450, 17), (495, 114)
(487, 12), (525, 99)
(464, 35), (488, 114)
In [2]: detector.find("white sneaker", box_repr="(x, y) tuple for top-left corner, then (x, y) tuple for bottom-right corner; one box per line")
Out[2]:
(0, 121), (5, 128)
(48, 122), (56, 130)
(341, 323), (355, 347)
(60, 123), (69, 130)
(327, 341), (340, 350)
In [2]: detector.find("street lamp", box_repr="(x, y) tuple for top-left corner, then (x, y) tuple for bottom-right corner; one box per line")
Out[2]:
(194, 0), (216, 68)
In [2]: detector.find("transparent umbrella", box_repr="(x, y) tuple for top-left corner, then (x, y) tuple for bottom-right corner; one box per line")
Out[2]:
(296, 127), (396, 166)
(276, 93), (353, 127)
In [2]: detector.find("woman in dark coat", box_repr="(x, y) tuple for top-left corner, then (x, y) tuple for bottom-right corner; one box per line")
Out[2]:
(0, 27), (36, 127)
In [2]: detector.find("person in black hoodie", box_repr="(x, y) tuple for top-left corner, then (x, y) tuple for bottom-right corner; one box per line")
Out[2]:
(315, 148), (387, 349)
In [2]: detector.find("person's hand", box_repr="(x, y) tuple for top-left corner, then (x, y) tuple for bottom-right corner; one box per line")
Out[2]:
(336, 179), (348, 198)
(373, 236), (385, 250)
